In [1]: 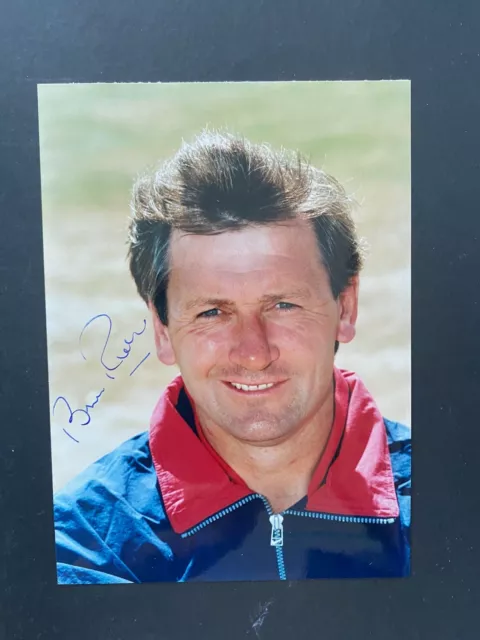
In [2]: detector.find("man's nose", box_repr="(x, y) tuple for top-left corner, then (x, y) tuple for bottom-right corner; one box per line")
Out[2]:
(228, 315), (280, 371)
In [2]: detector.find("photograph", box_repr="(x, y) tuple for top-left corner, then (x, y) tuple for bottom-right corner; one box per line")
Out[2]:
(38, 80), (411, 584)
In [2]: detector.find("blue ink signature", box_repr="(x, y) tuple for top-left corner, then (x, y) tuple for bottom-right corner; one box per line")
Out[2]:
(129, 351), (151, 376)
(53, 389), (106, 442)
(53, 314), (151, 442)
(79, 314), (149, 379)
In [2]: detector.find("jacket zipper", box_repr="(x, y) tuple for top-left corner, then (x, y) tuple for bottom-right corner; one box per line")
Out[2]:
(180, 493), (288, 580)
(268, 513), (286, 580)
(181, 494), (396, 581)
(180, 494), (260, 537)
(283, 509), (396, 525)
(258, 496), (287, 581)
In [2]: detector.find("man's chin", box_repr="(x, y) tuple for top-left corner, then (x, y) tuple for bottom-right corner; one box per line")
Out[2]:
(231, 428), (293, 447)
(218, 414), (292, 444)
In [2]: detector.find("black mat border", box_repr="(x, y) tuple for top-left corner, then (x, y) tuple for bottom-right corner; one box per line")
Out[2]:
(1, 1), (479, 639)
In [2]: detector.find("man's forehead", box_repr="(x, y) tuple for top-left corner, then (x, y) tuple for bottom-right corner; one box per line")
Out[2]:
(168, 220), (319, 269)
(166, 222), (332, 311)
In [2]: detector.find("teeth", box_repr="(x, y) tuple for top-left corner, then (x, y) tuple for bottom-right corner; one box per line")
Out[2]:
(230, 382), (275, 391)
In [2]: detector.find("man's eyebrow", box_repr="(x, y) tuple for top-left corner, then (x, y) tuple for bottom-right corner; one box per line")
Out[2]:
(184, 297), (234, 312)
(260, 288), (311, 303)
(184, 289), (311, 312)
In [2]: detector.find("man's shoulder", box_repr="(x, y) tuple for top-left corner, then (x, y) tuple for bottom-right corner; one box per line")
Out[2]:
(54, 431), (173, 584)
(54, 431), (163, 525)
(383, 417), (411, 447)
(383, 418), (411, 476)
(383, 417), (411, 532)
(56, 430), (150, 493)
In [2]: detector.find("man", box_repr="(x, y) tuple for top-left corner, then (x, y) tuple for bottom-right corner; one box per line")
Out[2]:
(54, 131), (411, 583)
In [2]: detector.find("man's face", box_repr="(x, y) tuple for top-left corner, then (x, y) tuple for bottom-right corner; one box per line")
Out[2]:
(151, 220), (358, 446)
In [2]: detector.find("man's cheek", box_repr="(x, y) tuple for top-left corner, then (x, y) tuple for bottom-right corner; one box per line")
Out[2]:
(274, 330), (318, 357)
(196, 334), (228, 366)
(181, 338), (222, 376)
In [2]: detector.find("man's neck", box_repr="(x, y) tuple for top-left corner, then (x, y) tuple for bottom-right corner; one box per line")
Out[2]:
(198, 389), (334, 513)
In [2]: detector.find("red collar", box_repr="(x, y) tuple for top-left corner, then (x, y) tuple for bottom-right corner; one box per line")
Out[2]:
(149, 368), (399, 534)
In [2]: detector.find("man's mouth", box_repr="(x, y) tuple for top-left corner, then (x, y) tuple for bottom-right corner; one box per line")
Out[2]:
(223, 380), (285, 393)
(230, 382), (275, 391)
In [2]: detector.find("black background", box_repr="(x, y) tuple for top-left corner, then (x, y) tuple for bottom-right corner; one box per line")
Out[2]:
(1, 1), (479, 638)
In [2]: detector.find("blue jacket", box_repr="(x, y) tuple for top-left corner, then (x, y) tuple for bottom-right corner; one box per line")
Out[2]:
(54, 369), (411, 583)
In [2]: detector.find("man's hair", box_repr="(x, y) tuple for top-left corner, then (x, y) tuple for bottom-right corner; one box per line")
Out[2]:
(128, 131), (364, 343)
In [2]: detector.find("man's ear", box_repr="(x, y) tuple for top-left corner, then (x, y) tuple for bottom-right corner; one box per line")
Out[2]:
(148, 301), (177, 366)
(336, 276), (359, 345)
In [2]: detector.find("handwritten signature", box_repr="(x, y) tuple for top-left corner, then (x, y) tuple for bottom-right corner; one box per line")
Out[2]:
(53, 389), (106, 443)
(53, 314), (151, 442)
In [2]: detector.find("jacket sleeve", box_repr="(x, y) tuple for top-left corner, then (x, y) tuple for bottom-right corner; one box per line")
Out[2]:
(56, 563), (133, 584)
(386, 420), (411, 526)
(53, 434), (181, 585)
(54, 491), (139, 585)
(384, 418), (411, 574)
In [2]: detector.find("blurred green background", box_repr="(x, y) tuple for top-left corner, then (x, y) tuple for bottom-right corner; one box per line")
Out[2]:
(38, 81), (410, 491)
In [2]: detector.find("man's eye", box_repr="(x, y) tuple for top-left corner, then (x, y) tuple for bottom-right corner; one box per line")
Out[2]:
(276, 301), (297, 310)
(198, 308), (221, 318)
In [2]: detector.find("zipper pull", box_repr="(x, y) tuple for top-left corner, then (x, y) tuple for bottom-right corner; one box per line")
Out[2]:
(269, 514), (284, 547)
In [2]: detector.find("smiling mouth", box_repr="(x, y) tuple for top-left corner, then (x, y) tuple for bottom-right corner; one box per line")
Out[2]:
(224, 381), (285, 393)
